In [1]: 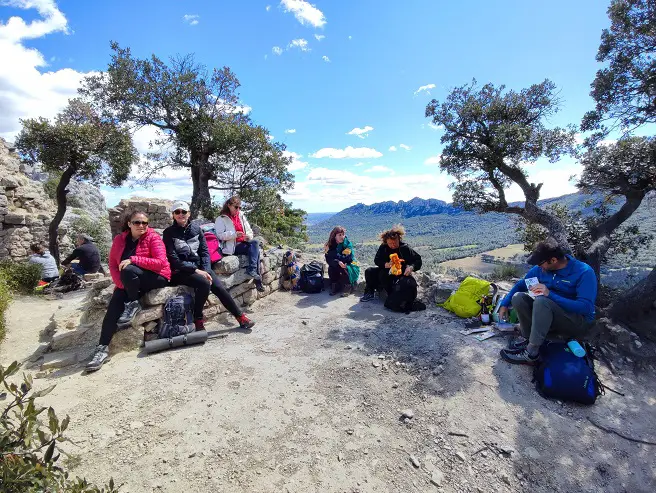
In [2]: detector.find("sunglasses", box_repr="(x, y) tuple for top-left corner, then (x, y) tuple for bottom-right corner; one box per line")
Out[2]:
(131, 220), (149, 226)
(173, 210), (188, 215)
(230, 203), (241, 209)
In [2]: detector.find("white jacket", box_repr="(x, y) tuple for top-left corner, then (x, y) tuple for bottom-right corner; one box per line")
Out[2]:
(214, 211), (254, 255)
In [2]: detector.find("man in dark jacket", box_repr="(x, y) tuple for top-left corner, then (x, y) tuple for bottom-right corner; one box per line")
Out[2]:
(61, 234), (101, 275)
(360, 224), (422, 302)
(162, 201), (255, 331)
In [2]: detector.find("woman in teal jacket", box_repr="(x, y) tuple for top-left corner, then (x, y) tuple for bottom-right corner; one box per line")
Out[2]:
(324, 226), (360, 296)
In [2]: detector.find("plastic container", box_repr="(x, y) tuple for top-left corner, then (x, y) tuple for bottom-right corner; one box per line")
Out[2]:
(567, 340), (586, 358)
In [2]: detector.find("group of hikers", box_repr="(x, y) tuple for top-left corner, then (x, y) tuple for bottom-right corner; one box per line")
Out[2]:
(28, 196), (598, 375)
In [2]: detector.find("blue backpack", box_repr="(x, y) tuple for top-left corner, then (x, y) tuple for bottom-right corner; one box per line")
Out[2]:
(532, 341), (604, 405)
(159, 294), (195, 338)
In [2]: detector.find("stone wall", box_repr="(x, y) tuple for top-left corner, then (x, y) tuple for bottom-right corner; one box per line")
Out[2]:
(108, 198), (174, 237)
(38, 248), (287, 370)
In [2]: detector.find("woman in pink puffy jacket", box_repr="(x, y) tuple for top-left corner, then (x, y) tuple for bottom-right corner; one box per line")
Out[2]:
(86, 210), (171, 372)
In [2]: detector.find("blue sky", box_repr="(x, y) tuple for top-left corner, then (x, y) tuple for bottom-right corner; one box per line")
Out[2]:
(1, 0), (614, 212)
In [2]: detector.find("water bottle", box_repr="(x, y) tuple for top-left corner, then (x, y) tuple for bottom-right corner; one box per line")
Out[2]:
(567, 340), (586, 358)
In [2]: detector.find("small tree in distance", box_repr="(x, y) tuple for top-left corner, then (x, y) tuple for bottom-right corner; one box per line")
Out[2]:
(15, 99), (138, 264)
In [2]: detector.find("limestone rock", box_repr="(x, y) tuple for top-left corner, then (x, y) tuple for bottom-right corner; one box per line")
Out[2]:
(214, 256), (240, 275)
(257, 285), (272, 299)
(41, 350), (80, 370)
(51, 325), (92, 351)
(141, 286), (192, 306)
(220, 269), (251, 289)
(229, 279), (255, 298)
(109, 326), (144, 354)
(243, 288), (257, 306)
(132, 305), (164, 327)
(84, 273), (104, 282)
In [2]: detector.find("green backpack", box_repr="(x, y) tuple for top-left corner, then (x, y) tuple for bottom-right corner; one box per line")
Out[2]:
(439, 276), (491, 318)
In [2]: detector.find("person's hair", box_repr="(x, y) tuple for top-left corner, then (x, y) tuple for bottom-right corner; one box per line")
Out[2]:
(324, 226), (346, 252)
(121, 210), (149, 232)
(220, 195), (242, 217)
(534, 238), (566, 262)
(76, 233), (93, 244)
(30, 243), (45, 255)
(380, 224), (406, 243)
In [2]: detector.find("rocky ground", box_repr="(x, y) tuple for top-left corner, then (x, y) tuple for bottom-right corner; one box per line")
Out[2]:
(2, 289), (656, 493)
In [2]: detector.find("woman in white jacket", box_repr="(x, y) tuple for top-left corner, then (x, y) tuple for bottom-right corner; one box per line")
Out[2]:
(214, 195), (264, 291)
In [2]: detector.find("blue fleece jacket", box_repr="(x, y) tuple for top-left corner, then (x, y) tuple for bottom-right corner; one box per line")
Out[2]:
(500, 255), (597, 322)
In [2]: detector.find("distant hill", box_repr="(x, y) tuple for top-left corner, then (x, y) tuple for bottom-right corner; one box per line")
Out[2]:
(306, 192), (655, 274)
(305, 212), (337, 226)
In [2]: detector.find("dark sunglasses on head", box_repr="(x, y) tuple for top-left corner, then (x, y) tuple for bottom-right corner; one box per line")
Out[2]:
(173, 209), (188, 215)
(131, 220), (149, 226)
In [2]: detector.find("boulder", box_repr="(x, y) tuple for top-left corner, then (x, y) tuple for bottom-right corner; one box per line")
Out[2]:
(141, 286), (193, 306)
(4, 213), (26, 225)
(84, 273), (104, 282)
(132, 305), (164, 327)
(229, 279), (255, 298)
(41, 350), (80, 370)
(220, 269), (252, 289)
(51, 325), (93, 351)
(214, 256), (240, 275)
(243, 288), (257, 306)
(109, 325), (144, 355)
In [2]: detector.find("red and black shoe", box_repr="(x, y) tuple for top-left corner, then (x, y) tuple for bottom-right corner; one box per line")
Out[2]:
(194, 318), (206, 331)
(236, 314), (255, 330)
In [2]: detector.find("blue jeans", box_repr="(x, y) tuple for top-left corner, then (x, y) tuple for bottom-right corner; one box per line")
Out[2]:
(234, 240), (260, 274)
(70, 263), (86, 276)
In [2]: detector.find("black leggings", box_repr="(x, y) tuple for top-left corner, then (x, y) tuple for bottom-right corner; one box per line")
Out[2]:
(171, 269), (242, 320)
(99, 264), (168, 346)
(328, 263), (350, 287)
(364, 266), (393, 294)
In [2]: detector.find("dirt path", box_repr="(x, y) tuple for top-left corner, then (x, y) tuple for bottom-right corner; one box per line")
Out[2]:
(2, 290), (655, 493)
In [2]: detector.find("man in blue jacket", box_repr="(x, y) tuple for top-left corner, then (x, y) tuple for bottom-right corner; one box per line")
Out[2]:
(498, 239), (597, 365)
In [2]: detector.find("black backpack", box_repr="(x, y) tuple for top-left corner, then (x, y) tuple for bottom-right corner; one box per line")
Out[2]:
(384, 276), (426, 314)
(159, 294), (195, 338)
(299, 261), (325, 294)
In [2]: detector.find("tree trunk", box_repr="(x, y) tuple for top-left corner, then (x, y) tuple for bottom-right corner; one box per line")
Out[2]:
(190, 151), (211, 219)
(607, 265), (656, 341)
(49, 165), (76, 266)
(522, 200), (573, 252)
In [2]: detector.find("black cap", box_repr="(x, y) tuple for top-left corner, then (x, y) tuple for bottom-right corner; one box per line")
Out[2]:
(526, 240), (565, 266)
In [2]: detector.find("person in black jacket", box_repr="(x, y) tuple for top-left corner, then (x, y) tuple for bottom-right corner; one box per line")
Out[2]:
(162, 201), (255, 331)
(360, 224), (422, 302)
(61, 234), (101, 275)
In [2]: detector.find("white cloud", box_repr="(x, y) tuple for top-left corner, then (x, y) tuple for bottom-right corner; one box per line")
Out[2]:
(400, 144), (411, 151)
(364, 165), (394, 174)
(266, 5), (271, 11)
(310, 146), (383, 159)
(414, 83), (436, 96)
(284, 128), (296, 134)
(314, 34), (325, 41)
(267, 135), (275, 141)
(280, 0), (326, 28)
(288, 38), (310, 52)
(272, 46), (283, 55)
(424, 154), (442, 166)
(183, 14), (200, 25)
(282, 150), (308, 171)
(348, 35), (352, 40)
(346, 125), (373, 138)
(0, 0), (92, 141)
(322, 55), (330, 63)
(388, 146), (397, 152)
(354, 162), (366, 167)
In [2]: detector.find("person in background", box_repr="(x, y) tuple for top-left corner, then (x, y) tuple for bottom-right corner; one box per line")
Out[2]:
(28, 243), (59, 283)
(360, 224), (422, 302)
(214, 195), (264, 292)
(163, 201), (255, 331)
(498, 238), (598, 365)
(324, 226), (360, 296)
(61, 233), (101, 276)
(86, 211), (171, 372)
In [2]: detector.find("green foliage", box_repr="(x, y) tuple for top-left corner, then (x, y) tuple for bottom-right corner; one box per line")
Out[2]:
(43, 172), (62, 200)
(67, 214), (111, 263)
(0, 260), (43, 294)
(0, 361), (119, 492)
(490, 263), (523, 281)
(0, 275), (11, 343)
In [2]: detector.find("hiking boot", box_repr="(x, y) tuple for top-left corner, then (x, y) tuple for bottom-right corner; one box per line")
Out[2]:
(329, 283), (340, 296)
(194, 318), (206, 331)
(86, 345), (110, 372)
(508, 337), (528, 351)
(360, 292), (375, 302)
(117, 300), (141, 327)
(255, 280), (265, 292)
(500, 348), (539, 365)
(237, 314), (255, 330)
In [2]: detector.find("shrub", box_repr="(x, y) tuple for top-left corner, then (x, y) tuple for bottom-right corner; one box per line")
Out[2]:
(0, 260), (43, 294)
(43, 171), (62, 200)
(0, 361), (119, 492)
(490, 263), (524, 281)
(0, 275), (11, 343)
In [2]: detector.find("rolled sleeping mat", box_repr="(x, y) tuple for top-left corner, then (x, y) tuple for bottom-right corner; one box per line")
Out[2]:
(143, 331), (208, 354)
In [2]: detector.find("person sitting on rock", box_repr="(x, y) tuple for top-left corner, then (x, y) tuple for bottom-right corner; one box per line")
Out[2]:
(86, 210), (171, 372)
(324, 226), (360, 296)
(360, 224), (422, 302)
(163, 201), (255, 332)
(28, 243), (59, 283)
(61, 233), (101, 276)
(498, 238), (598, 365)
(214, 195), (264, 292)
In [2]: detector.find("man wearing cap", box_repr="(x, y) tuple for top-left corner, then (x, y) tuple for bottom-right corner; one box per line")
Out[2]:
(498, 238), (597, 365)
(61, 233), (102, 276)
(162, 201), (255, 330)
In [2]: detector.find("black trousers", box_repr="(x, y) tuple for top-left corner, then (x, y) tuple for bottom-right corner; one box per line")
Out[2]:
(364, 266), (393, 294)
(99, 265), (168, 346)
(328, 263), (349, 288)
(171, 269), (242, 320)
